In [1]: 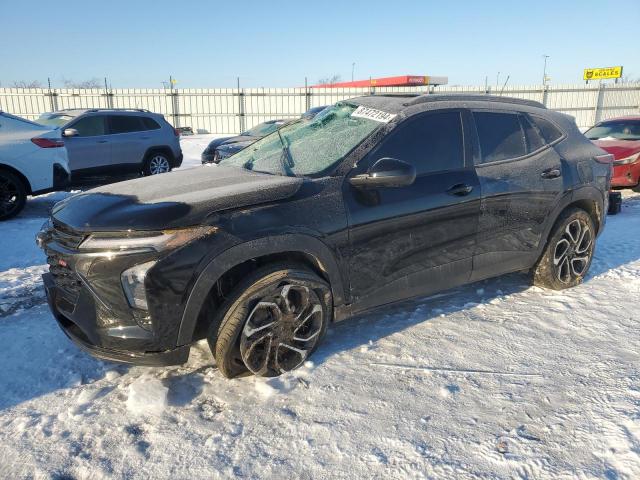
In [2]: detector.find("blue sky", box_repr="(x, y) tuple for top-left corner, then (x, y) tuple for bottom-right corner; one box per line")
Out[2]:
(2, 0), (638, 88)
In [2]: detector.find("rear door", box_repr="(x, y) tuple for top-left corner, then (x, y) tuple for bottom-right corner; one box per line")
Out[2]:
(470, 110), (564, 280)
(107, 115), (150, 172)
(344, 109), (481, 311)
(64, 115), (111, 176)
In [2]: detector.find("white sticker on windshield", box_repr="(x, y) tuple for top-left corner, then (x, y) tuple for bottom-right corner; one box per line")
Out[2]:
(351, 105), (397, 123)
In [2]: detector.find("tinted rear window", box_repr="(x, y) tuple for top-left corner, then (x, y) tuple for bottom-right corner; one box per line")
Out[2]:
(473, 112), (526, 163)
(109, 115), (145, 134)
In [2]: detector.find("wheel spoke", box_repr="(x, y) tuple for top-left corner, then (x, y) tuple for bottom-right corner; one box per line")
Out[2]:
(553, 239), (570, 266)
(274, 342), (308, 373)
(280, 284), (310, 315)
(242, 332), (274, 375)
(571, 256), (589, 276)
(242, 301), (281, 337)
(576, 227), (592, 254)
(293, 304), (322, 342)
(557, 256), (571, 283)
(565, 219), (581, 245)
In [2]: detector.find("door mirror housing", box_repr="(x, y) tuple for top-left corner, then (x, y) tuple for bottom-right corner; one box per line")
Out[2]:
(349, 157), (416, 188)
(62, 128), (79, 138)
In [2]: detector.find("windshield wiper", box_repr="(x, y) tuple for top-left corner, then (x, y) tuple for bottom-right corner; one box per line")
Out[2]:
(276, 129), (295, 176)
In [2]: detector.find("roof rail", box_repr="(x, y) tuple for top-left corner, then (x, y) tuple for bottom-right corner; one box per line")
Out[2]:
(403, 94), (545, 109)
(55, 108), (151, 113)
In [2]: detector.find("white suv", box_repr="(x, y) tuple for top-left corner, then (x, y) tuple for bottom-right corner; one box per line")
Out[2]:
(0, 112), (71, 220)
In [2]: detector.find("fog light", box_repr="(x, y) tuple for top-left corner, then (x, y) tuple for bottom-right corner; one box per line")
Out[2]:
(121, 260), (157, 310)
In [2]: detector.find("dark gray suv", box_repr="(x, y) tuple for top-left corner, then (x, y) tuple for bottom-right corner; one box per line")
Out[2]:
(37, 109), (183, 183)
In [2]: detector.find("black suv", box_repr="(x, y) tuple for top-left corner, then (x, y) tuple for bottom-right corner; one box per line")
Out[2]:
(38, 95), (612, 378)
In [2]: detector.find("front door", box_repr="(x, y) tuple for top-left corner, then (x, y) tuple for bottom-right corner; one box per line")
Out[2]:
(470, 110), (564, 280)
(65, 115), (111, 179)
(344, 110), (481, 312)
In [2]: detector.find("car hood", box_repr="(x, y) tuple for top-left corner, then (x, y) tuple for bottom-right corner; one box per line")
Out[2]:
(52, 166), (303, 232)
(592, 139), (640, 159)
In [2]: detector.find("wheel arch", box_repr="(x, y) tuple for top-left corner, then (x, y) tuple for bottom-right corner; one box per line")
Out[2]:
(0, 163), (32, 194)
(177, 234), (347, 345)
(142, 145), (176, 168)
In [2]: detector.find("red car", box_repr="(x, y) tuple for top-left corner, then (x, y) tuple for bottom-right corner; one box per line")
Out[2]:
(585, 116), (640, 190)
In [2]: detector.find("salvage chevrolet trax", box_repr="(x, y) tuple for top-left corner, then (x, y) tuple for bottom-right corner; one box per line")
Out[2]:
(38, 95), (612, 378)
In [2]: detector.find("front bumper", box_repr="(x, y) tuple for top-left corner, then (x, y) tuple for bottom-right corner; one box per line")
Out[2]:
(43, 272), (190, 366)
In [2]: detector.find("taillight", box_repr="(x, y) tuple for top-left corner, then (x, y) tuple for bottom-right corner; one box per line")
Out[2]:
(173, 127), (180, 137)
(31, 138), (64, 148)
(595, 153), (614, 164)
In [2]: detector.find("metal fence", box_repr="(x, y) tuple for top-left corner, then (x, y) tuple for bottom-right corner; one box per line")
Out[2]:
(1, 83), (638, 133)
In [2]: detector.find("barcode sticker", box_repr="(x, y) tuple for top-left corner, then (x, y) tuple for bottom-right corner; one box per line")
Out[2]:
(351, 106), (397, 123)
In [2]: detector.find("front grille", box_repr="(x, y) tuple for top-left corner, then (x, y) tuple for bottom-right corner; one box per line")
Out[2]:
(51, 221), (86, 250)
(46, 252), (82, 304)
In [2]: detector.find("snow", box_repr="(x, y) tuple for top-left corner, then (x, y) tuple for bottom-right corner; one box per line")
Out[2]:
(0, 145), (639, 478)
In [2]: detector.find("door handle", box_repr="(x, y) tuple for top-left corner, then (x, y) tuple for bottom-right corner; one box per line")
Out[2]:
(447, 184), (474, 196)
(96, 140), (108, 144)
(541, 168), (561, 179)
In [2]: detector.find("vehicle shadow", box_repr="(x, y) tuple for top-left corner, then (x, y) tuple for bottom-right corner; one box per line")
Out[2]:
(313, 271), (534, 368)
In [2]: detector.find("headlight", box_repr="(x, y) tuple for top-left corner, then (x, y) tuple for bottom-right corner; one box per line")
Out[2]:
(613, 152), (640, 165)
(79, 226), (216, 253)
(121, 260), (156, 311)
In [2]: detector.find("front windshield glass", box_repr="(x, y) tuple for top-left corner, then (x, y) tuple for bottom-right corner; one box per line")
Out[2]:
(242, 121), (284, 137)
(220, 103), (383, 176)
(36, 114), (75, 127)
(585, 120), (640, 141)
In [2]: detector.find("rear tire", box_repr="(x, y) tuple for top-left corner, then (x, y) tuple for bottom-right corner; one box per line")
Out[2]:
(0, 171), (27, 221)
(532, 208), (595, 290)
(143, 152), (172, 176)
(208, 264), (332, 379)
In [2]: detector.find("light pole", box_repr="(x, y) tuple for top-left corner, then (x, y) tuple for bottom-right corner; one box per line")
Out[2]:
(542, 55), (550, 85)
(352, 62), (355, 82)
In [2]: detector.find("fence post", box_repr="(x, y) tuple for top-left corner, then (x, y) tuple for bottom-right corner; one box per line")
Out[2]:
(594, 82), (605, 124)
(237, 77), (245, 133)
(542, 84), (549, 107)
(46, 77), (58, 112)
(305, 77), (311, 112)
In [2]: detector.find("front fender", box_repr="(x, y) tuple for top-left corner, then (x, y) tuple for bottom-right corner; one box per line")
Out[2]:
(176, 234), (347, 345)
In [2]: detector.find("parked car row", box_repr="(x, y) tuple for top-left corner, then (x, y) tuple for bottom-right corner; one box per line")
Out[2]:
(37, 94), (614, 379)
(201, 106), (328, 164)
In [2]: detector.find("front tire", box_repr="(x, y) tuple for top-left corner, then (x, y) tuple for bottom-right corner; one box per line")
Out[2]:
(532, 208), (595, 290)
(143, 152), (172, 176)
(208, 264), (332, 379)
(0, 171), (27, 221)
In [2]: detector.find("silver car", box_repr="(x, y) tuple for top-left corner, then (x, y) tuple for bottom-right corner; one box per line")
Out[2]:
(37, 108), (182, 183)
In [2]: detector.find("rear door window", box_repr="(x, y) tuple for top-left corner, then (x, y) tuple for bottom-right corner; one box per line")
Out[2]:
(70, 115), (107, 137)
(372, 111), (465, 174)
(109, 115), (145, 134)
(473, 111), (526, 163)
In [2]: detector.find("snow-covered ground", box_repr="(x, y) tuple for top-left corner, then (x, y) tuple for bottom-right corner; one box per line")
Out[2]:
(0, 142), (639, 478)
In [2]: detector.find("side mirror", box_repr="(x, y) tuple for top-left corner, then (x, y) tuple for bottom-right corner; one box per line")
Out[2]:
(349, 157), (416, 188)
(62, 128), (79, 137)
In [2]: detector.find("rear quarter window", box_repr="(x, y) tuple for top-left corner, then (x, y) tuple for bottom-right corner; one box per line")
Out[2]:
(530, 115), (564, 144)
(142, 117), (161, 130)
